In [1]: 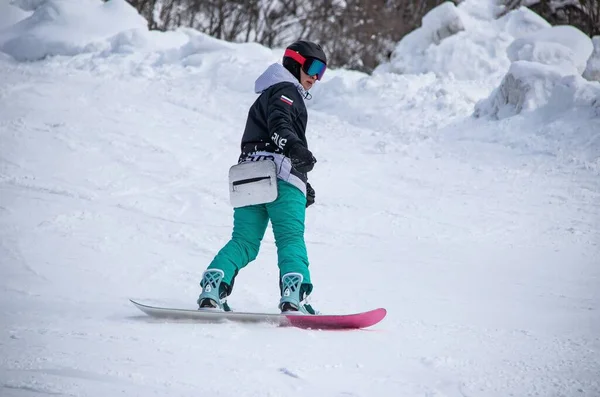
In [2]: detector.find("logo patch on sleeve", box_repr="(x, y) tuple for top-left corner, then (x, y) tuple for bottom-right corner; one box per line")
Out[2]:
(280, 95), (294, 105)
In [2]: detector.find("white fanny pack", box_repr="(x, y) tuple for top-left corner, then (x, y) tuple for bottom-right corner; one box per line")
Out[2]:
(229, 160), (278, 208)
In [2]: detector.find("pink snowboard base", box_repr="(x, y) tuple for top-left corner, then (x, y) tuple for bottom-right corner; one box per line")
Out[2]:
(131, 300), (386, 330)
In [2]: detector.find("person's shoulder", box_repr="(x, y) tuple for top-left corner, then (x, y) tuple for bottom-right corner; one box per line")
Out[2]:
(266, 82), (304, 105)
(273, 81), (304, 102)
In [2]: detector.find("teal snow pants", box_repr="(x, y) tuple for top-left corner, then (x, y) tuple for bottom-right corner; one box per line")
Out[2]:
(207, 179), (311, 291)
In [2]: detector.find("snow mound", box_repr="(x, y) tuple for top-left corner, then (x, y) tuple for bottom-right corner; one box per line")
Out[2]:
(494, 6), (551, 38)
(422, 1), (465, 45)
(9, 0), (47, 11)
(583, 36), (600, 82)
(0, 0), (270, 76)
(507, 25), (593, 75)
(376, 2), (551, 81)
(376, 2), (471, 78)
(0, 0), (149, 61)
(474, 61), (597, 118)
(0, 2), (31, 30)
(155, 29), (234, 65)
(545, 75), (600, 118)
(475, 23), (598, 120)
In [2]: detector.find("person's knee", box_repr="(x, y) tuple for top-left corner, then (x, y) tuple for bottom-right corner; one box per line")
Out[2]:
(233, 237), (260, 261)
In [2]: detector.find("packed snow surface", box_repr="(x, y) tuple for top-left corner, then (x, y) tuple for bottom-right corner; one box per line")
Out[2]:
(1, 1), (599, 396)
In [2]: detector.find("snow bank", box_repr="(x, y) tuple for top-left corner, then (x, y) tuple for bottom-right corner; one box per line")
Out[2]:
(583, 36), (600, 82)
(375, 2), (554, 81)
(0, 0), (149, 61)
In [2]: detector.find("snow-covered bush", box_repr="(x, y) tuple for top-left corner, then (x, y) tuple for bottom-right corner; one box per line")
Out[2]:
(0, 0), (148, 61)
(583, 36), (600, 82)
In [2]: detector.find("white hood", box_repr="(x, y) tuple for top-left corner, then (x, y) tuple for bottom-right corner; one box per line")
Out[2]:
(254, 63), (306, 96)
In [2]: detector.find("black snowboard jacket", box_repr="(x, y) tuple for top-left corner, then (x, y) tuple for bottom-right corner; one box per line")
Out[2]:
(238, 63), (311, 192)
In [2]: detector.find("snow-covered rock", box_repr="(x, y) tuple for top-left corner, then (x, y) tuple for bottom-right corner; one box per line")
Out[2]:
(583, 36), (600, 82)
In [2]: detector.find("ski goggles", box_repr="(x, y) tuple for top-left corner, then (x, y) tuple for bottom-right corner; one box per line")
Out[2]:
(284, 49), (327, 80)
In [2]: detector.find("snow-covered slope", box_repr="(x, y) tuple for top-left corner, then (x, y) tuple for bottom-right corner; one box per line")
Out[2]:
(1, 1), (599, 396)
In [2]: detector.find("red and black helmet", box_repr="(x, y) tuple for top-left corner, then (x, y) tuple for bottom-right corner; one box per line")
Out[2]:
(283, 40), (328, 81)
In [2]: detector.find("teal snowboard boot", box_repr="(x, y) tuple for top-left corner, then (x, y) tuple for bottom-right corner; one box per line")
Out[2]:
(279, 273), (316, 314)
(197, 269), (231, 312)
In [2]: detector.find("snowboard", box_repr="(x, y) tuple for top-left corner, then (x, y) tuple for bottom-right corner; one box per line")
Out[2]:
(130, 300), (386, 330)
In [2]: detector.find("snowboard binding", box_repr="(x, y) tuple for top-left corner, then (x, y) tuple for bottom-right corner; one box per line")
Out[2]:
(279, 273), (316, 315)
(198, 269), (231, 312)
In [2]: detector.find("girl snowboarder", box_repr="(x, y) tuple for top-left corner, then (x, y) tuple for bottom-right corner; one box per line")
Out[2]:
(197, 40), (327, 314)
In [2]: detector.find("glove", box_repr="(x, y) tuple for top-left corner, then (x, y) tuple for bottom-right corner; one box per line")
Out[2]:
(306, 182), (315, 208)
(288, 143), (316, 173)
